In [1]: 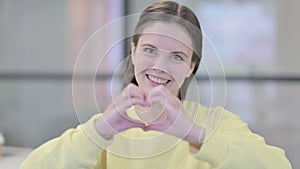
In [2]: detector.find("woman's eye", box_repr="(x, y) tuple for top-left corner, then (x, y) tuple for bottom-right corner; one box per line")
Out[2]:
(143, 47), (156, 54)
(171, 54), (183, 61)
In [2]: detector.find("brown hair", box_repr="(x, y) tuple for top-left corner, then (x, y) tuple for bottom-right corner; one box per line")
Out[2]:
(123, 1), (202, 99)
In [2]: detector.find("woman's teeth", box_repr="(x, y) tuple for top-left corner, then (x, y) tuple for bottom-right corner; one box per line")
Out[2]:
(148, 75), (169, 84)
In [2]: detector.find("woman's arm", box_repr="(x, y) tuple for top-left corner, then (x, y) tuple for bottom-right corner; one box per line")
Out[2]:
(21, 83), (146, 169)
(20, 114), (112, 169)
(192, 107), (292, 169)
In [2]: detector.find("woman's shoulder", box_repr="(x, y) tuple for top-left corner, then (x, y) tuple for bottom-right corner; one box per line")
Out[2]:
(183, 100), (241, 123)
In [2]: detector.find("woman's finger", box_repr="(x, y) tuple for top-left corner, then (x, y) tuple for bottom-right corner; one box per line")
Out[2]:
(123, 120), (145, 130)
(148, 94), (181, 119)
(114, 97), (147, 114)
(122, 83), (146, 100)
(145, 120), (170, 131)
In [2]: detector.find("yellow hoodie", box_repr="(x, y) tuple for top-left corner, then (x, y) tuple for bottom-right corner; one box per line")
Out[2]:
(21, 101), (292, 169)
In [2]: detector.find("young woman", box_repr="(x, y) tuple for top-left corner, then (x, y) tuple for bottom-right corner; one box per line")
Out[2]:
(21, 1), (291, 169)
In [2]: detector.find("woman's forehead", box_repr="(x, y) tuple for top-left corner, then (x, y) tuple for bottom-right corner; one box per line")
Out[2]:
(140, 21), (193, 50)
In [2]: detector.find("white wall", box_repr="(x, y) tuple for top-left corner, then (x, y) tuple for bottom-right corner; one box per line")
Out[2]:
(0, 0), (124, 147)
(0, 0), (73, 147)
(277, 0), (300, 74)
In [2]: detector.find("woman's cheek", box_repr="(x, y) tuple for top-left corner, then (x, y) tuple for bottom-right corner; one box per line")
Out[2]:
(173, 69), (187, 86)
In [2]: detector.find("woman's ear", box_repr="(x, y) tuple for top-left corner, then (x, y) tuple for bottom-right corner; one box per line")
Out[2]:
(131, 42), (136, 65)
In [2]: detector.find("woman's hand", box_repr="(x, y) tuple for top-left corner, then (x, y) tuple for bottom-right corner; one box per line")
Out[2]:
(144, 86), (205, 147)
(94, 83), (147, 140)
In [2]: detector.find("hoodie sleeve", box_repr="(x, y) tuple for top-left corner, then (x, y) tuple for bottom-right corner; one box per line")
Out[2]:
(20, 114), (113, 169)
(191, 106), (292, 169)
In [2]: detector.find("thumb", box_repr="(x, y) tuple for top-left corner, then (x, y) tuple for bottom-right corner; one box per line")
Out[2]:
(126, 120), (146, 130)
(144, 122), (168, 132)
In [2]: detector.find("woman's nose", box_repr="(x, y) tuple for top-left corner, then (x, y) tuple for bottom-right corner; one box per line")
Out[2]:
(152, 55), (168, 70)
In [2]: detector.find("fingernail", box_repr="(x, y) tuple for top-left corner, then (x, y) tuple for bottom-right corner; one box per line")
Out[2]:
(142, 125), (149, 131)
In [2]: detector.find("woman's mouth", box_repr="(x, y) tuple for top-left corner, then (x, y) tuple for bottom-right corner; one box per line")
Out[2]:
(146, 74), (170, 85)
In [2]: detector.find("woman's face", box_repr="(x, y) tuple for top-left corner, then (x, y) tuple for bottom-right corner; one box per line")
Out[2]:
(131, 21), (195, 97)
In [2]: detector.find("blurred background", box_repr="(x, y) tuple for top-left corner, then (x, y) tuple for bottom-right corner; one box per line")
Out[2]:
(0, 0), (299, 168)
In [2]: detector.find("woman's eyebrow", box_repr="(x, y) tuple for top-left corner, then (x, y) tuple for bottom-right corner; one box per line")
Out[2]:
(140, 43), (158, 49)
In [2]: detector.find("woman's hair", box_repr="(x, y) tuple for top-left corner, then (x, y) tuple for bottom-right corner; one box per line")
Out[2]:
(123, 1), (202, 99)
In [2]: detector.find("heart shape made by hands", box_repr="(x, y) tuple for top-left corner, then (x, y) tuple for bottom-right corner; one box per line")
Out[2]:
(134, 98), (168, 125)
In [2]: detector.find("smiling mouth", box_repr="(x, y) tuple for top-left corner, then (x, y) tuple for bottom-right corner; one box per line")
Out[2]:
(146, 74), (170, 85)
